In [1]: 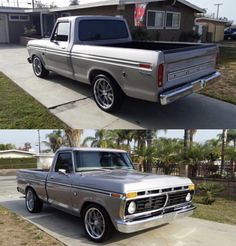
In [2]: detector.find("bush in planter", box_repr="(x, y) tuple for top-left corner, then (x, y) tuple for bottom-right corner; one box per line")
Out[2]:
(198, 182), (224, 205)
(131, 28), (153, 41)
(24, 25), (37, 37)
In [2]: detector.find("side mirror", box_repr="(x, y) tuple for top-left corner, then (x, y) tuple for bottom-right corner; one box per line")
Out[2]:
(58, 169), (68, 176)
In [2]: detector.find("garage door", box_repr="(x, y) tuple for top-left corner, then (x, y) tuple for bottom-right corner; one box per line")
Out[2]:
(0, 14), (9, 43)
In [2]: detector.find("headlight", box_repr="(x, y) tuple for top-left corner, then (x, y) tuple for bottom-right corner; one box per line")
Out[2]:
(186, 192), (192, 202)
(128, 201), (136, 214)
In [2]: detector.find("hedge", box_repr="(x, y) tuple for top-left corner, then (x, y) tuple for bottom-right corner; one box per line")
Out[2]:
(0, 157), (37, 169)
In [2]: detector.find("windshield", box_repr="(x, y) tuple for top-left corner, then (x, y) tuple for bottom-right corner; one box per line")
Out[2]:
(74, 151), (134, 171)
(79, 20), (129, 41)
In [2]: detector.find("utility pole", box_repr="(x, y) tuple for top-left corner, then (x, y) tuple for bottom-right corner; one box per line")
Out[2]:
(214, 3), (223, 19)
(37, 129), (41, 153)
(32, 0), (35, 9)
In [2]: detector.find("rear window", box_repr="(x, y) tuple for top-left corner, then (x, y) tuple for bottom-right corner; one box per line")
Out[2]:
(79, 20), (129, 41)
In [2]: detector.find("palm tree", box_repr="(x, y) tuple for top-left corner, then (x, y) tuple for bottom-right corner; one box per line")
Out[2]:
(221, 129), (228, 175)
(227, 130), (236, 148)
(65, 129), (83, 147)
(43, 130), (65, 153)
(82, 129), (113, 148)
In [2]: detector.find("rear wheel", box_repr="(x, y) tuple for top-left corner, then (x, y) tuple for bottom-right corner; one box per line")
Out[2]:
(32, 56), (49, 78)
(82, 204), (113, 242)
(25, 188), (43, 213)
(92, 74), (124, 113)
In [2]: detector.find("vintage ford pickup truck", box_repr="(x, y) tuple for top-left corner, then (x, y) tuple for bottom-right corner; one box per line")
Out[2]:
(17, 147), (195, 242)
(27, 16), (220, 112)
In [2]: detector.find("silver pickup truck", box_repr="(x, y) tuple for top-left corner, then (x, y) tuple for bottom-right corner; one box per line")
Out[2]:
(17, 147), (195, 242)
(27, 16), (220, 112)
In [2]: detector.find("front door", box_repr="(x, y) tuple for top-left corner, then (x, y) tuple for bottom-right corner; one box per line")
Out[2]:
(0, 14), (9, 43)
(45, 21), (74, 79)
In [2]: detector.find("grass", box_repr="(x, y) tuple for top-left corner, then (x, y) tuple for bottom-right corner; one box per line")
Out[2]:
(192, 195), (236, 225)
(0, 72), (67, 128)
(200, 43), (236, 105)
(0, 205), (64, 246)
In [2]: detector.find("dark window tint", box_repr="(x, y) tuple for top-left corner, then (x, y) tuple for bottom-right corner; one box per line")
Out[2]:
(53, 22), (70, 42)
(55, 152), (73, 173)
(75, 151), (133, 170)
(79, 20), (129, 41)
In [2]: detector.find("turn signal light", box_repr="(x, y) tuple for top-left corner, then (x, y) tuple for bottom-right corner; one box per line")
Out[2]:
(126, 192), (137, 199)
(188, 184), (195, 191)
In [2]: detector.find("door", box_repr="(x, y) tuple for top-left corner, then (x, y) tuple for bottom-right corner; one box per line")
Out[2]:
(0, 14), (9, 43)
(46, 152), (74, 209)
(45, 21), (74, 79)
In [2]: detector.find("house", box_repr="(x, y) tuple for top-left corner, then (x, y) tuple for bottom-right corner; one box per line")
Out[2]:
(36, 153), (54, 169)
(196, 17), (230, 42)
(0, 7), (54, 43)
(0, 0), (204, 44)
(0, 149), (36, 158)
(51, 0), (205, 41)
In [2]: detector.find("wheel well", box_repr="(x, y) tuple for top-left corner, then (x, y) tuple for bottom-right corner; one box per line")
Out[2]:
(25, 186), (36, 196)
(80, 201), (109, 218)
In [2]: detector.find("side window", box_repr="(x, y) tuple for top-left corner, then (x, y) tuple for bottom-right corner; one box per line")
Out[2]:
(52, 22), (70, 42)
(55, 152), (73, 173)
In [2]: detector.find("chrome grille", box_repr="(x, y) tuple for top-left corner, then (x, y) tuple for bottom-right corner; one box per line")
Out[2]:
(125, 194), (166, 215)
(166, 190), (193, 207)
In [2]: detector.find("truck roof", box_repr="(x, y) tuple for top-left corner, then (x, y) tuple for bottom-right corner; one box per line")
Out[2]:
(57, 15), (125, 22)
(57, 147), (127, 153)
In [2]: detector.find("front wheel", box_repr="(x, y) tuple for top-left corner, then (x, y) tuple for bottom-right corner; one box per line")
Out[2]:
(82, 204), (113, 242)
(32, 56), (49, 78)
(92, 74), (124, 113)
(25, 188), (43, 213)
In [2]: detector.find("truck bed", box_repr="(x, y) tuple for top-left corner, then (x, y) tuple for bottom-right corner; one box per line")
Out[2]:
(101, 41), (215, 53)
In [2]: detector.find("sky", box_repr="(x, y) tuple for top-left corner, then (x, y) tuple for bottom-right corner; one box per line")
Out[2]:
(0, 129), (223, 153)
(0, 0), (235, 22)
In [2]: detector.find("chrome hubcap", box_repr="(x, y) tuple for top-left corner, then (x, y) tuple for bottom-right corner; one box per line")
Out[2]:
(84, 208), (105, 239)
(94, 78), (114, 109)
(26, 190), (34, 211)
(33, 57), (42, 76)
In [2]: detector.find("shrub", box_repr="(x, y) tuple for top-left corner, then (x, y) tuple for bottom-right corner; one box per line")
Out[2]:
(131, 28), (153, 41)
(198, 182), (224, 205)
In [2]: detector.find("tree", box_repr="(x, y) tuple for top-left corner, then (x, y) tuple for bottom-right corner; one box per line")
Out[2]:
(0, 143), (16, 150)
(227, 129), (236, 148)
(49, 1), (57, 8)
(69, 0), (79, 6)
(43, 130), (65, 153)
(221, 129), (228, 175)
(35, 0), (47, 8)
(65, 129), (83, 147)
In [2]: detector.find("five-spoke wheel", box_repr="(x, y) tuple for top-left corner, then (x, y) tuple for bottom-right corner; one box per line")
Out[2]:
(32, 56), (49, 78)
(25, 187), (43, 213)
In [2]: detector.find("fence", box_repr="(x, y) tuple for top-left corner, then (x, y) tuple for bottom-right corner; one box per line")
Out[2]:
(0, 157), (37, 169)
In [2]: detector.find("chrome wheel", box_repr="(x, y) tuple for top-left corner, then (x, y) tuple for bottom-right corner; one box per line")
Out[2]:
(33, 57), (42, 76)
(26, 189), (34, 212)
(94, 77), (114, 110)
(84, 208), (105, 240)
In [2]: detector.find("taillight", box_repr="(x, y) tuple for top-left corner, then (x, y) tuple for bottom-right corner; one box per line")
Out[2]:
(157, 64), (164, 87)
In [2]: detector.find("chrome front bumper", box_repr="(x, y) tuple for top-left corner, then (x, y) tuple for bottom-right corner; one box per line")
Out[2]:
(116, 205), (195, 234)
(160, 71), (221, 105)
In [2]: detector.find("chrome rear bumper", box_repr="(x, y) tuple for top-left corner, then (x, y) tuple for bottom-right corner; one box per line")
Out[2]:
(160, 71), (221, 105)
(116, 204), (195, 233)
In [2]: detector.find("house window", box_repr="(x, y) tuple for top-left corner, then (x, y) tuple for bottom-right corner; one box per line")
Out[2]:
(165, 12), (181, 29)
(147, 10), (165, 29)
(9, 14), (29, 22)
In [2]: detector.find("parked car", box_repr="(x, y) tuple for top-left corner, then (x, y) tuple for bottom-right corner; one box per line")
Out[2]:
(27, 16), (220, 112)
(17, 147), (195, 242)
(224, 27), (236, 40)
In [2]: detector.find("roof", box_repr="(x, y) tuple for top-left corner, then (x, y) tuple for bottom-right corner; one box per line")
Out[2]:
(196, 17), (230, 24)
(0, 149), (36, 155)
(57, 147), (127, 153)
(50, 0), (205, 13)
(0, 7), (49, 13)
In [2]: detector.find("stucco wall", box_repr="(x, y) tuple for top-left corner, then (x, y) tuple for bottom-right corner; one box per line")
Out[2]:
(0, 152), (35, 158)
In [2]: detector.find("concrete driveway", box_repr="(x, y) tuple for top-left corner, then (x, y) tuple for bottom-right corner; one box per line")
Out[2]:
(1, 45), (236, 128)
(1, 176), (236, 246)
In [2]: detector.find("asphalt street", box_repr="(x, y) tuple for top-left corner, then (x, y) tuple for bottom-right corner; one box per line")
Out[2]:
(0, 45), (236, 128)
(0, 176), (236, 246)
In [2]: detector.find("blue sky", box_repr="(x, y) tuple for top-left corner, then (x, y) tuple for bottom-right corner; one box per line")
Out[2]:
(0, 129), (223, 153)
(0, 1), (235, 22)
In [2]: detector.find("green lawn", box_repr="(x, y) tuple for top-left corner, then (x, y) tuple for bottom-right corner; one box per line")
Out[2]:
(0, 72), (67, 128)
(192, 195), (236, 225)
(200, 44), (236, 105)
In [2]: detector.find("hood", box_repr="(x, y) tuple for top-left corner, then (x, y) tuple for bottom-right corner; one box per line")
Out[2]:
(75, 169), (192, 193)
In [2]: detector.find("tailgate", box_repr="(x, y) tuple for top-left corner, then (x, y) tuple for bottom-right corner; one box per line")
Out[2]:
(163, 45), (218, 90)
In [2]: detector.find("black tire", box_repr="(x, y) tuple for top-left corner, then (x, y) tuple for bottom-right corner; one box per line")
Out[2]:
(82, 204), (113, 242)
(25, 187), (43, 213)
(92, 74), (124, 113)
(32, 56), (49, 78)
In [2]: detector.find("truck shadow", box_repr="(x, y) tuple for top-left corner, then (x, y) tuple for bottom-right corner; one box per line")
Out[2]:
(0, 198), (168, 245)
